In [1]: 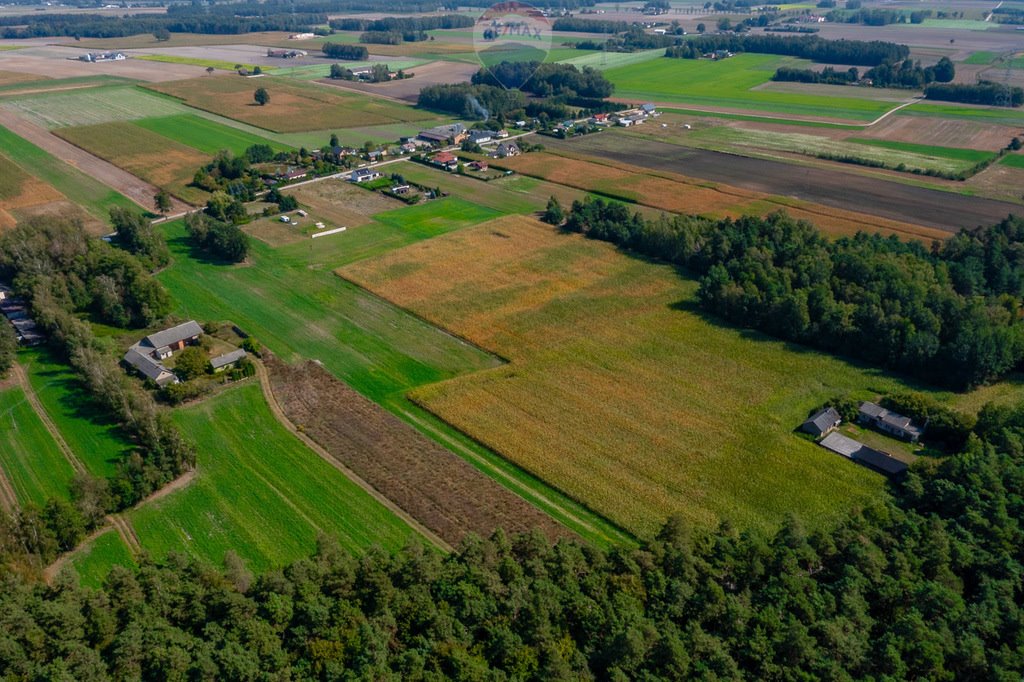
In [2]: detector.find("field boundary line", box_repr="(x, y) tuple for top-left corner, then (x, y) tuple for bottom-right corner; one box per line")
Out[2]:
(12, 363), (86, 475)
(0, 462), (17, 512)
(43, 525), (111, 583)
(254, 359), (454, 553)
(106, 513), (141, 554)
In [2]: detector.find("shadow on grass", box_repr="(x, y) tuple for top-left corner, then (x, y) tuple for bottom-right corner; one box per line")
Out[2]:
(166, 234), (240, 267)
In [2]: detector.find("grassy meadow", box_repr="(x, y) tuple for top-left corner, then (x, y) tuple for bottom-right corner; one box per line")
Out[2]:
(0, 85), (186, 129)
(126, 383), (417, 571)
(898, 102), (1024, 126)
(0, 385), (74, 506)
(603, 54), (896, 121)
(67, 529), (136, 588)
(135, 114), (293, 156)
(1000, 153), (1024, 169)
(339, 216), (1006, 537)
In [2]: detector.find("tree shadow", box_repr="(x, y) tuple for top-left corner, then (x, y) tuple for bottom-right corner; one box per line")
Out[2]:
(166, 233), (238, 267)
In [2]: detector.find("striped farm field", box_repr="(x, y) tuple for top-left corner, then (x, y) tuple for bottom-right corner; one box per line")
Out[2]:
(126, 383), (417, 571)
(54, 121), (209, 204)
(145, 74), (438, 133)
(0, 384), (74, 507)
(0, 85), (186, 129)
(135, 114), (292, 156)
(846, 138), (996, 163)
(340, 216), (1002, 537)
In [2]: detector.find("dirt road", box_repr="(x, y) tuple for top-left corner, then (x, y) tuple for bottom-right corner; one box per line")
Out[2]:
(0, 110), (193, 214)
(545, 135), (1021, 232)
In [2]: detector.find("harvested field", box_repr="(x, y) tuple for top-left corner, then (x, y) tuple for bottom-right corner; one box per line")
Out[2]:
(145, 75), (435, 133)
(965, 163), (1024, 203)
(266, 355), (571, 545)
(499, 148), (951, 241)
(54, 122), (209, 204)
(340, 215), (917, 536)
(0, 70), (46, 87)
(289, 179), (403, 227)
(862, 114), (1020, 152)
(318, 60), (480, 103)
(538, 134), (1020, 233)
(0, 85), (188, 129)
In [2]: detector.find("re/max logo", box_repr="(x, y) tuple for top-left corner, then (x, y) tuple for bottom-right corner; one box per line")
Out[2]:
(482, 22), (544, 40)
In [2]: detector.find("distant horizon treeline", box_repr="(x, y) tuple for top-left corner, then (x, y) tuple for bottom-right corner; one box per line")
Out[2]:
(666, 33), (909, 67)
(560, 198), (1024, 390)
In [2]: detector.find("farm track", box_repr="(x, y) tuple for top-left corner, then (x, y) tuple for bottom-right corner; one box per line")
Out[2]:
(12, 363), (85, 475)
(0, 110), (193, 214)
(0, 462), (17, 512)
(544, 135), (1022, 232)
(107, 513), (141, 554)
(263, 356), (574, 548)
(254, 359), (454, 553)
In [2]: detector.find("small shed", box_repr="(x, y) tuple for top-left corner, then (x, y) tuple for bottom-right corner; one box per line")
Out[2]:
(210, 349), (247, 372)
(800, 407), (841, 438)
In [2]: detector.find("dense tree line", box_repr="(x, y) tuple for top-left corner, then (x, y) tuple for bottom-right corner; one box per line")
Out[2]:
(0, 13), (325, 39)
(2, 406), (1024, 677)
(184, 211), (251, 263)
(552, 17), (631, 33)
(418, 82), (527, 119)
(321, 43), (368, 60)
(0, 319), (15, 377)
(826, 8), (931, 25)
(925, 82), (1024, 107)
(666, 34), (909, 67)
(575, 27), (681, 52)
(109, 207), (169, 271)
(328, 14), (473, 32)
(471, 61), (614, 99)
(561, 199), (1024, 390)
(774, 57), (953, 89)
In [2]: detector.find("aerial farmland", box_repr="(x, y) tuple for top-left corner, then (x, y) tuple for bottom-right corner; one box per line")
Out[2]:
(1, 0), (1024, 676)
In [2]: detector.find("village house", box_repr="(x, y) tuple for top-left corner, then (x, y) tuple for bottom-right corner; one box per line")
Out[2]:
(210, 349), (248, 373)
(123, 348), (178, 387)
(136, 320), (203, 360)
(78, 52), (126, 62)
(467, 160), (489, 172)
(492, 142), (520, 158)
(417, 123), (468, 146)
(800, 407), (841, 438)
(350, 168), (382, 183)
(468, 129), (495, 144)
(858, 402), (925, 442)
(430, 150), (459, 170)
(277, 167), (308, 182)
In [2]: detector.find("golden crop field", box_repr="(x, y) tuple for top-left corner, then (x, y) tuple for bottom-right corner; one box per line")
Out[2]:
(498, 152), (950, 242)
(145, 74), (437, 133)
(338, 215), (974, 537)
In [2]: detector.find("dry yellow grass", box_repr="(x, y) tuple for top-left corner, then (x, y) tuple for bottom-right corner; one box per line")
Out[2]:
(339, 215), (948, 537)
(499, 152), (949, 242)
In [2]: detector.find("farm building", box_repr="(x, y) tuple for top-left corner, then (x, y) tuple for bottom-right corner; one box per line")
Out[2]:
(0, 285), (43, 346)
(267, 49), (307, 59)
(78, 52), (126, 62)
(123, 348), (178, 387)
(138, 320), (203, 360)
(351, 168), (382, 183)
(858, 402), (924, 442)
(417, 123), (467, 145)
(467, 161), (488, 172)
(210, 349), (247, 373)
(469, 130), (496, 144)
(430, 151), (458, 170)
(277, 168), (308, 182)
(819, 432), (908, 477)
(800, 407), (841, 438)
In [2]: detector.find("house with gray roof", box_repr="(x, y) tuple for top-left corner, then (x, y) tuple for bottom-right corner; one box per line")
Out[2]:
(819, 432), (908, 477)
(800, 407), (841, 438)
(123, 348), (178, 387)
(857, 401), (924, 442)
(210, 349), (247, 372)
(138, 320), (203, 359)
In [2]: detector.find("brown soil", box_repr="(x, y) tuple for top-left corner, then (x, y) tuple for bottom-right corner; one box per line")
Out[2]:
(318, 60), (480, 103)
(0, 110), (192, 213)
(289, 179), (402, 224)
(862, 115), (1020, 152)
(265, 355), (572, 546)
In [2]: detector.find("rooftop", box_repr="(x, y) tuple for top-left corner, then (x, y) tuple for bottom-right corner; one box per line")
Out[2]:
(142, 320), (203, 351)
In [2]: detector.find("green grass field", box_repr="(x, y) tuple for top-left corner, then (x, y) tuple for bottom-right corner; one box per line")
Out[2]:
(1000, 153), (1024, 168)
(847, 137), (996, 162)
(560, 48), (665, 71)
(66, 529), (136, 588)
(0, 85), (187, 129)
(920, 18), (995, 30)
(0, 124), (137, 220)
(127, 383), (417, 571)
(134, 114), (292, 156)
(604, 54), (896, 121)
(0, 385), (75, 506)
(21, 348), (131, 479)
(898, 102), (1024, 126)
(964, 51), (1000, 65)
(157, 198), (629, 547)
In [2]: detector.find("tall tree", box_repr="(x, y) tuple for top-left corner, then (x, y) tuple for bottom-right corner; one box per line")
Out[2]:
(254, 87), (270, 106)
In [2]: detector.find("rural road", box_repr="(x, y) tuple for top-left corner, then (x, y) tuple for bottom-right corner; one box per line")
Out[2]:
(0, 110), (192, 215)
(547, 135), (1021, 232)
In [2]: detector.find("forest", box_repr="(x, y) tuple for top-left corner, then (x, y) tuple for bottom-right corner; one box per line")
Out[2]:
(321, 43), (368, 60)
(773, 57), (953, 89)
(665, 33), (909, 67)
(471, 62), (614, 99)
(925, 82), (1024, 108)
(1, 401), (1023, 678)
(560, 198), (1024, 390)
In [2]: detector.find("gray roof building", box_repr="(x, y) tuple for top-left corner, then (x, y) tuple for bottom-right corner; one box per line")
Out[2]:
(123, 348), (178, 387)
(800, 407), (841, 438)
(210, 349), (247, 371)
(140, 320), (203, 357)
(819, 432), (908, 477)
(857, 401), (924, 442)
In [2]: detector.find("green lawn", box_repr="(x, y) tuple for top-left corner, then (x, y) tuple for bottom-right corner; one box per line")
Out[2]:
(134, 114), (293, 156)
(0, 124), (137, 219)
(20, 348), (132, 479)
(603, 54), (896, 121)
(157, 197), (630, 547)
(964, 50), (1000, 65)
(0, 385), (75, 507)
(127, 383), (417, 571)
(847, 137), (996, 163)
(67, 529), (136, 589)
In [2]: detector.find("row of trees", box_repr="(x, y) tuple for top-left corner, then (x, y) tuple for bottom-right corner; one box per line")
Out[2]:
(2, 404), (1024, 677)
(328, 14), (472, 32)
(471, 61), (614, 99)
(925, 82), (1024, 108)
(827, 8), (932, 25)
(558, 198), (1024, 390)
(321, 42), (368, 60)
(773, 57), (955, 89)
(666, 33), (910, 66)
(1, 12), (324, 39)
